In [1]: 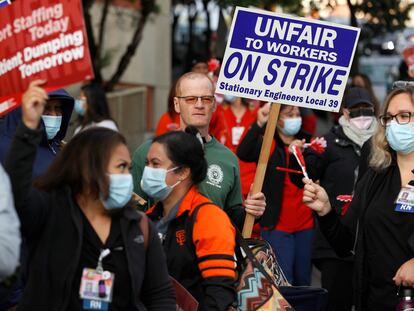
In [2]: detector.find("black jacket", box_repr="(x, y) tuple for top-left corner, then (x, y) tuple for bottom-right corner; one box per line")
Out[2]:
(236, 122), (307, 228)
(5, 122), (175, 311)
(301, 125), (361, 260)
(147, 188), (236, 311)
(318, 165), (414, 310)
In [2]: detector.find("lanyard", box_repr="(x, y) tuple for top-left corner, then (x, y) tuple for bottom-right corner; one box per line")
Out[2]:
(96, 249), (111, 273)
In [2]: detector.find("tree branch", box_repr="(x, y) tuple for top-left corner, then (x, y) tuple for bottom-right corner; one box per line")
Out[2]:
(83, 0), (103, 83)
(105, 0), (155, 91)
(97, 0), (112, 65)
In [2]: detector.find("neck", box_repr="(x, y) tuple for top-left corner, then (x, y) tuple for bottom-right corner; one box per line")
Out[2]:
(76, 193), (108, 220)
(278, 129), (294, 145)
(180, 124), (211, 142)
(230, 103), (246, 118)
(161, 182), (192, 218)
(397, 151), (414, 172)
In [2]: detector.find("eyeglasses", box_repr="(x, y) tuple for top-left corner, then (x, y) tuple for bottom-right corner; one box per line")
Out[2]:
(379, 111), (413, 126)
(349, 107), (374, 118)
(176, 96), (215, 105)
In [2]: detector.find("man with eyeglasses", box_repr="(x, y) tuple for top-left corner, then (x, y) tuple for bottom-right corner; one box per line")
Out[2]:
(131, 72), (266, 228)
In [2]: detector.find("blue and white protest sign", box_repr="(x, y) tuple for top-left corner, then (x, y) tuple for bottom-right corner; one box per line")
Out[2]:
(217, 7), (360, 112)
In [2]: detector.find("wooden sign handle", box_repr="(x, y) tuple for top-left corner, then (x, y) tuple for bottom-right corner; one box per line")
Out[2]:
(242, 103), (281, 238)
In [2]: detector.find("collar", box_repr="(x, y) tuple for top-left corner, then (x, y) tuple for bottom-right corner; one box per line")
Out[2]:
(146, 186), (210, 219)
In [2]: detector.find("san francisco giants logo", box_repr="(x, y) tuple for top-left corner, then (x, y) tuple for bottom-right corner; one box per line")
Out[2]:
(175, 230), (186, 246)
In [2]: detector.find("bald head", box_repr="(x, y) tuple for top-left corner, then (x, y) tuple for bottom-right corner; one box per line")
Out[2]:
(175, 72), (215, 97)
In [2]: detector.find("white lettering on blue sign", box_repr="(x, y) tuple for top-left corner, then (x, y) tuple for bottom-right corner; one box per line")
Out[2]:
(395, 204), (414, 213)
(83, 299), (109, 311)
(216, 7), (360, 112)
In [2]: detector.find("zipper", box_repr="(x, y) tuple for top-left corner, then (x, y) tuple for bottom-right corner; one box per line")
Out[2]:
(49, 142), (57, 155)
(351, 220), (359, 255)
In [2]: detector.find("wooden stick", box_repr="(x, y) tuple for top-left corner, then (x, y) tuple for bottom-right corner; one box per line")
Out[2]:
(242, 103), (281, 238)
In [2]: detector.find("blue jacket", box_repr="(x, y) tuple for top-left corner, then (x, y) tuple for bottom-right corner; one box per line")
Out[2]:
(0, 89), (74, 177)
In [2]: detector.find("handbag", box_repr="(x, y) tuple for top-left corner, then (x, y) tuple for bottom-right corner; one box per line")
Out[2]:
(231, 230), (293, 311)
(187, 202), (293, 310)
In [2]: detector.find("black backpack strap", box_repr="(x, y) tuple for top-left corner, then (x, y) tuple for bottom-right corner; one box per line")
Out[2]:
(185, 202), (215, 250)
(185, 202), (275, 285)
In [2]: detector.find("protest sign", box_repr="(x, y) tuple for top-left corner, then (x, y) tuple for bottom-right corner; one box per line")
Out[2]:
(217, 7), (360, 112)
(0, 0), (94, 116)
(0, 1), (12, 9)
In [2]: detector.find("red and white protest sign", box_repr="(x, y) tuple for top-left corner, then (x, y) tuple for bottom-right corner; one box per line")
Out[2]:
(403, 45), (414, 78)
(0, 0), (94, 116)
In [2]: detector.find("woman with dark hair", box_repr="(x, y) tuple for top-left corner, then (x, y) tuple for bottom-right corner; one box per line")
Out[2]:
(4, 80), (175, 311)
(221, 95), (257, 200)
(144, 127), (236, 311)
(237, 103), (314, 286)
(74, 82), (118, 134)
(303, 86), (414, 310)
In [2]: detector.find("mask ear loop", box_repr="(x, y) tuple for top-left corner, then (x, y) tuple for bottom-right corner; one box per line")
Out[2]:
(166, 166), (186, 188)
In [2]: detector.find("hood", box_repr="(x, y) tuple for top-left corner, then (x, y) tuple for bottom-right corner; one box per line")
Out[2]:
(2, 88), (74, 143)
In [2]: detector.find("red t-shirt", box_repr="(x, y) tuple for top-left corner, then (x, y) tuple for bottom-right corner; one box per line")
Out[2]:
(155, 112), (180, 136)
(274, 147), (314, 232)
(209, 105), (227, 144)
(222, 105), (258, 198)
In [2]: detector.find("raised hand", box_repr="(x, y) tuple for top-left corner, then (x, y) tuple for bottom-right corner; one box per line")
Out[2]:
(288, 139), (306, 154)
(302, 178), (331, 216)
(256, 102), (271, 128)
(21, 80), (48, 129)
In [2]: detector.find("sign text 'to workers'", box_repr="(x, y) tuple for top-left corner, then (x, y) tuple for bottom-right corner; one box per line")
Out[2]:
(217, 7), (360, 112)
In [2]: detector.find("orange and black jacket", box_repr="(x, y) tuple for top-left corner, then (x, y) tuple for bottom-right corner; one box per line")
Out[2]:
(147, 186), (236, 311)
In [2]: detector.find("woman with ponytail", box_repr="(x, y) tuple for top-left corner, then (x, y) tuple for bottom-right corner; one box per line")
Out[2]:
(144, 126), (237, 311)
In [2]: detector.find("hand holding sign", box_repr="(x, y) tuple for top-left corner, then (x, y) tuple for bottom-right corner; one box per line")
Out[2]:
(244, 184), (266, 218)
(22, 80), (48, 129)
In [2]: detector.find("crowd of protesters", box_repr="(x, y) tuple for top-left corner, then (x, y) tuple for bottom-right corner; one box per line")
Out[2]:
(0, 51), (414, 311)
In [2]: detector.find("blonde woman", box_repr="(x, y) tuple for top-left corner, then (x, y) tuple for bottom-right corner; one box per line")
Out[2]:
(303, 86), (414, 311)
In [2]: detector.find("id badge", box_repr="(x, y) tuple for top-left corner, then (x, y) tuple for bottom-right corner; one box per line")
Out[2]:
(394, 185), (414, 213)
(80, 268), (115, 310)
(232, 126), (245, 146)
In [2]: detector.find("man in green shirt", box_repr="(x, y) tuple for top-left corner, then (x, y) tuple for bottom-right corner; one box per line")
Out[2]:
(132, 72), (265, 228)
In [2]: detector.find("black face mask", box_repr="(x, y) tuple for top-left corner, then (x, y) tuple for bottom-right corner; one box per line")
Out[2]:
(348, 107), (375, 119)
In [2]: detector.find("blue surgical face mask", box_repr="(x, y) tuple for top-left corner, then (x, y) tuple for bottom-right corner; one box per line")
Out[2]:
(74, 99), (86, 116)
(385, 121), (414, 154)
(140, 166), (180, 201)
(101, 173), (133, 210)
(41, 115), (62, 140)
(224, 94), (236, 103)
(280, 117), (302, 136)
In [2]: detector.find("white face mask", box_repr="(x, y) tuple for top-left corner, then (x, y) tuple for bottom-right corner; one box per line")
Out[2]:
(349, 116), (374, 130)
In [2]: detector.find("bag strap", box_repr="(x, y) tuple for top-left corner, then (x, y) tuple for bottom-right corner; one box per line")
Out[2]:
(138, 212), (149, 251)
(186, 202), (276, 286)
(234, 228), (276, 286)
(186, 202), (214, 249)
